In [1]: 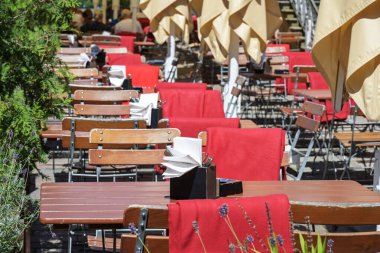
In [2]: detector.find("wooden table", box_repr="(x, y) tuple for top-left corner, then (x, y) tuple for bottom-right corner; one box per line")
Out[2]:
(293, 89), (332, 100)
(40, 180), (380, 227)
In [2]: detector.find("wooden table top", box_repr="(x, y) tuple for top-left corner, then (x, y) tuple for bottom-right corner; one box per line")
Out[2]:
(335, 132), (380, 147)
(40, 180), (380, 226)
(293, 89), (332, 100)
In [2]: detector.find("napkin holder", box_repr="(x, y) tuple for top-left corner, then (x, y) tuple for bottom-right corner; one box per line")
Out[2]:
(218, 178), (243, 197)
(150, 107), (162, 128)
(170, 165), (216, 200)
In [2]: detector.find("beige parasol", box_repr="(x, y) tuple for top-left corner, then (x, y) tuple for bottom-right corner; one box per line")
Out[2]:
(190, 0), (282, 64)
(312, 0), (380, 120)
(139, 0), (193, 44)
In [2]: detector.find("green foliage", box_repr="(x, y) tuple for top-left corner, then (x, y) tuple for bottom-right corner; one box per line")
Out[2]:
(0, 0), (77, 166)
(0, 131), (39, 252)
(299, 234), (327, 253)
(0, 0), (78, 251)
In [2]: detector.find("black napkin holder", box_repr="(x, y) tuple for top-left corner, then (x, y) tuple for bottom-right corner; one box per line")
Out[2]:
(218, 178), (243, 197)
(150, 107), (162, 128)
(170, 165), (217, 200)
(274, 69), (289, 74)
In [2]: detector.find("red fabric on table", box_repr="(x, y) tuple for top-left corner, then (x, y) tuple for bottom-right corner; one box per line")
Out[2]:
(160, 89), (205, 118)
(206, 128), (285, 181)
(168, 194), (292, 253)
(98, 36), (135, 53)
(308, 72), (350, 122)
(283, 52), (315, 95)
(107, 53), (142, 65)
(156, 82), (207, 91)
(203, 90), (225, 118)
(169, 118), (240, 138)
(125, 65), (160, 93)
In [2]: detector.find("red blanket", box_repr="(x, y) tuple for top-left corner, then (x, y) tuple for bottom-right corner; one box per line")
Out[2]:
(169, 118), (239, 138)
(203, 90), (225, 118)
(206, 128), (285, 180)
(156, 82), (207, 91)
(160, 89), (205, 118)
(169, 194), (292, 253)
(125, 65), (159, 93)
(308, 72), (350, 122)
(107, 53), (142, 65)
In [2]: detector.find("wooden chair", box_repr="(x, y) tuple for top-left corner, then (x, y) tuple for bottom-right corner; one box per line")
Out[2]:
(57, 47), (91, 55)
(88, 128), (181, 181)
(121, 205), (169, 253)
(289, 101), (326, 180)
(69, 68), (99, 79)
(69, 83), (122, 93)
(91, 35), (122, 46)
(72, 89), (138, 116)
(103, 47), (128, 54)
(60, 117), (147, 182)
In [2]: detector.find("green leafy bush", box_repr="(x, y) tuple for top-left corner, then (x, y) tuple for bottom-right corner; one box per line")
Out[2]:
(0, 0), (76, 164)
(0, 0), (78, 251)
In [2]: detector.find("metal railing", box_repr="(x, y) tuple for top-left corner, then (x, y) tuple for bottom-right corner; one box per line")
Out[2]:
(289, 0), (319, 51)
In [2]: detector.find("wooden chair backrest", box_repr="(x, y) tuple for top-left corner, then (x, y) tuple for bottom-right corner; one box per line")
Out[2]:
(295, 101), (325, 132)
(91, 35), (121, 46)
(69, 84), (122, 93)
(57, 47), (91, 55)
(57, 54), (83, 63)
(121, 205), (169, 253)
(73, 104), (130, 116)
(88, 128), (181, 165)
(103, 47), (128, 54)
(70, 68), (99, 78)
(73, 89), (138, 102)
(61, 118), (147, 149)
(71, 79), (100, 85)
(292, 65), (318, 73)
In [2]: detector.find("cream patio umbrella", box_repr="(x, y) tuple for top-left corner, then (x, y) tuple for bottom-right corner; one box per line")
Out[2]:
(312, 0), (380, 121)
(140, 0), (193, 81)
(190, 0), (282, 117)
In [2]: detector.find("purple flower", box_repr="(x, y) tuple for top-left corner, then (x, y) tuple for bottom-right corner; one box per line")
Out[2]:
(192, 220), (199, 233)
(228, 243), (236, 252)
(247, 234), (254, 244)
(327, 239), (334, 252)
(269, 237), (276, 247)
(3, 158), (9, 164)
(128, 223), (137, 235)
(218, 203), (229, 218)
(12, 153), (19, 160)
(277, 234), (284, 246)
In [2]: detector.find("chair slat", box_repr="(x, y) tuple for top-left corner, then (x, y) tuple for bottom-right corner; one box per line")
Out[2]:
(89, 149), (165, 165)
(90, 129), (181, 144)
(73, 90), (138, 102)
(295, 115), (320, 132)
(73, 104), (130, 116)
(301, 101), (325, 116)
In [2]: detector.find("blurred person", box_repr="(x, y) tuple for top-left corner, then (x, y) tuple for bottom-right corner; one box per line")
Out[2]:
(114, 8), (143, 35)
(80, 9), (109, 33)
(72, 8), (84, 30)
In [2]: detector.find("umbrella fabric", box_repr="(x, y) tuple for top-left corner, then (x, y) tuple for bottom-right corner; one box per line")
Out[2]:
(139, 0), (193, 44)
(190, 0), (282, 63)
(312, 0), (380, 120)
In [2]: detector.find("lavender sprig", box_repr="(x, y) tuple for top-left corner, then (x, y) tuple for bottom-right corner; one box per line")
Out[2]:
(192, 220), (207, 253)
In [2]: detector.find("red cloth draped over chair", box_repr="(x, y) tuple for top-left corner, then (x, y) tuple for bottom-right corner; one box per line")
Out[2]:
(203, 90), (225, 118)
(168, 194), (292, 253)
(283, 52), (315, 95)
(107, 53), (142, 65)
(206, 128), (285, 181)
(124, 65), (160, 93)
(308, 72), (350, 122)
(169, 118), (240, 138)
(156, 82), (207, 91)
(160, 89), (225, 118)
(160, 89), (205, 118)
